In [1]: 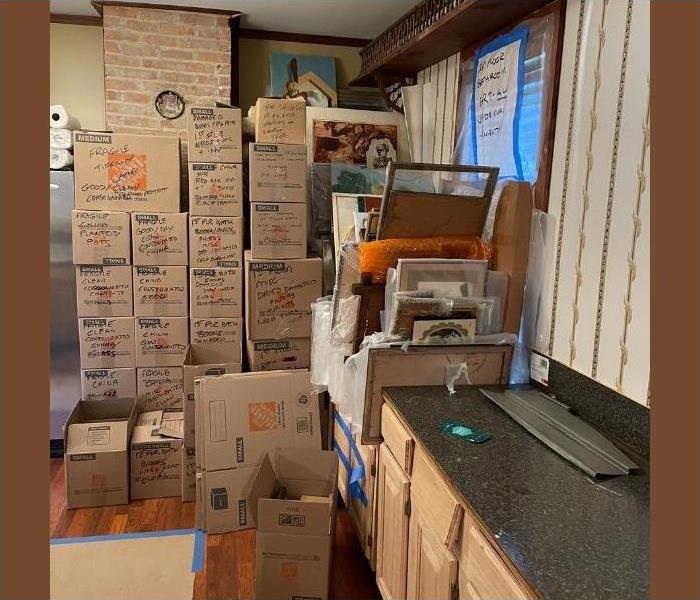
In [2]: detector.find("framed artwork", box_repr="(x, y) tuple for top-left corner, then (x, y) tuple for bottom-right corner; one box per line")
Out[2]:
(313, 120), (398, 167)
(396, 258), (489, 298)
(332, 193), (382, 268)
(270, 53), (337, 107)
(331, 162), (386, 195)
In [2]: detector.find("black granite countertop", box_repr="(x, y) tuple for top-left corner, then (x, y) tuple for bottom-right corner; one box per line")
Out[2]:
(383, 385), (649, 600)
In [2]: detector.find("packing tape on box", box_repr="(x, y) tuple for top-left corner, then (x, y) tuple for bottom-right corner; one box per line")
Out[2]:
(333, 411), (368, 507)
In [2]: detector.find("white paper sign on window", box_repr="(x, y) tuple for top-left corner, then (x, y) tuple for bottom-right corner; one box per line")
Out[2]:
(471, 26), (529, 180)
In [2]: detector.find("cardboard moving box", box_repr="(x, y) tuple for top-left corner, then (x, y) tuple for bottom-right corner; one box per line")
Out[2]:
(201, 466), (258, 534)
(251, 202), (307, 260)
(189, 216), (243, 267)
(79, 317), (135, 369)
(137, 367), (185, 411)
(246, 338), (311, 371)
(190, 267), (242, 318)
(190, 318), (243, 364)
(245, 253), (322, 340)
(182, 446), (197, 502)
(189, 163), (243, 217)
(64, 398), (136, 509)
(135, 317), (188, 367)
(72, 210), (131, 265)
(254, 98), (306, 145)
(76, 265), (133, 317)
(249, 143), (307, 204)
(187, 106), (242, 163)
(80, 367), (136, 401)
(133, 266), (188, 317)
(131, 212), (188, 266)
(73, 132), (180, 212)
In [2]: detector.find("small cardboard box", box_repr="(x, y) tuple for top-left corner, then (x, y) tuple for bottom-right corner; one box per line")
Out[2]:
(136, 367), (185, 411)
(73, 131), (180, 212)
(246, 338), (311, 371)
(255, 98), (306, 145)
(187, 106), (242, 163)
(79, 317), (135, 369)
(130, 410), (183, 500)
(64, 398), (137, 509)
(72, 210), (131, 265)
(134, 317), (189, 367)
(249, 143), (307, 204)
(245, 253), (322, 340)
(131, 212), (188, 266)
(197, 369), (321, 472)
(251, 202), (307, 259)
(76, 265), (133, 317)
(190, 318), (243, 364)
(189, 162), (243, 217)
(201, 466), (258, 534)
(80, 367), (136, 401)
(189, 267), (242, 318)
(133, 266), (188, 317)
(189, 216), (243, 267)
(182, 446), (196, 502)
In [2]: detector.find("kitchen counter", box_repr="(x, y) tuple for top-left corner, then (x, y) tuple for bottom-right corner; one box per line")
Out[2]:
(383, 385), (649, 600)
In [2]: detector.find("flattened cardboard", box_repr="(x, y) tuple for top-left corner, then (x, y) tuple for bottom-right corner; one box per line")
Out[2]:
(246, 338), (311, 371)
(137, 367), (185, 411)
(72, 210), (131, 265)
(131, 212), (188, 266)
(251, 202), (307, 259)
(133, 266), (188, 317)
(249, 143), (307, 204)
(182, 446), (196, 502)
(76, 265), (133, 317)
(189, 216), (243, 267)
(189, 267), (242, 318)
(190, 318), (242, 364)
(80, 367), (136, 401)
(202, 466), (258, 534)
(134, 317), (188, 367)
(79, 317), (135, 369)
(255, 98), (306, 145)
(189, 162), (243, 216)
(73, 132), (180, 212)
(244, 253), (322, 340)
(187, 106), (242, 163)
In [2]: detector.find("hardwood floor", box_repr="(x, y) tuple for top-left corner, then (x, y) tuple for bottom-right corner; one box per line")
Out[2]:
(50, 458), (381, 600)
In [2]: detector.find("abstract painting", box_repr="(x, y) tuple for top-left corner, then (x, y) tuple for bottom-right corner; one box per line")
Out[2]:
(270, 53), (337, 107)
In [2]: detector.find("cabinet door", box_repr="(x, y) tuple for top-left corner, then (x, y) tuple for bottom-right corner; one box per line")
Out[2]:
(407, 506), (458, 600)
(376, 443), (410, 600)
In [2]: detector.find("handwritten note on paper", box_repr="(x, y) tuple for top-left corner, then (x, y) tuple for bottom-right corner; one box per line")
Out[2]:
(255, 98), (306, 145)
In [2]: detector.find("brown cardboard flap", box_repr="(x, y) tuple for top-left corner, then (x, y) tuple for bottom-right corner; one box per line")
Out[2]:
(246, 452), (278, 526)
(64, 398), (136, 454)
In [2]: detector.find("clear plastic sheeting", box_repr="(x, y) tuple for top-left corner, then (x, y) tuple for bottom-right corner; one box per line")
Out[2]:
(310, 297), (333, 387)
(445, 362), (472, 394)
(330, 295), (360, 352)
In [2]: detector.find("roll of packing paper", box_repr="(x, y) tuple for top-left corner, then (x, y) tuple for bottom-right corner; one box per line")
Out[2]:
(50, 128), (73, 149)
(50, 147), (73, 170)
(50, 104), (81, 130)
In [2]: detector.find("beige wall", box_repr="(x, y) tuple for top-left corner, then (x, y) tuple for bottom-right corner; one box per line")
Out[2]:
(50, 23), (105, 131)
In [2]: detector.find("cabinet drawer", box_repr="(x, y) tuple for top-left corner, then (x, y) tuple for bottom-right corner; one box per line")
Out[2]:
(381, 403), (414, 475)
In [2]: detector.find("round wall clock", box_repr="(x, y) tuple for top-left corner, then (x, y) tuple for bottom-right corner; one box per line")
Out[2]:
(155, 90), (185, 119)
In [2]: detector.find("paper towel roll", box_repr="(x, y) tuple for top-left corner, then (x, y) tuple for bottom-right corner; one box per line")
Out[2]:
(50, 148), (73, 170)
(50, 128), (73, 150)
(50, 105), (81, 130)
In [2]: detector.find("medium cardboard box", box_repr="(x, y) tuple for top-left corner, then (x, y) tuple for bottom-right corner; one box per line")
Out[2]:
(246, 338), (311, 371)
(75, 265), (133, 317)
(197, 369), (321, 472)
(73, 131), (180, 212)
(255, 98), (306, 145)
(190, 267), (242, 318)
(201, 466), (258, 534)
(190, 318), (243, 364)
(134, 316), (188, 367)
(80, 367), (136, 401)
(245, 253), (322, 340)
(64, 398), (136, 509)
(252, 448), (338, 600)
(189, 216), (243, 267)
(182, 446), (196, 502)
(251, 202), (307, 259)
(130, 410), (183, 500)
(137, 367), (185, 412)
(189, 162), (243, 217)
(72, 210), (131, 265)
(249, 143), (307, 204)
(79, 317), (135, 369)
(187, 106), (242, 163)
(133, 266), (188, 317)
(131, 212), (188, 266)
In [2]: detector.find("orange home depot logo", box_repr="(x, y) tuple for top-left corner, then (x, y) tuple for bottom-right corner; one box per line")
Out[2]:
(248, 402), (278, 432)
(108, 153), (147, 191)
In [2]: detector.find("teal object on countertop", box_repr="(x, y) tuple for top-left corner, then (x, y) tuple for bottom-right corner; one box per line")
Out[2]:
(440, 420), (491, 443)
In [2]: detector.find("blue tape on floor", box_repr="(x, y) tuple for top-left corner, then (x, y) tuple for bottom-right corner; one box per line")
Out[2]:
(50, 528), (199, 546)
(191, 529), (206, 573)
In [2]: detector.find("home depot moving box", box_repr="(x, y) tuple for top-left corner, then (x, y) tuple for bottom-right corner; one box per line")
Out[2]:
(137, 367), (184, 411)
(187, 106), (242, 163)
(200, 466), (258, 533)
(134, 317), (188, 367)
(245, 253), (322, 340)
(78, 317), (135, 369)
(189, 216), (243, 267)
(249, 143), (307, 204)
(80, 367), (136, 401)
(246, 338), (311, 371)
(133, 266), (188, 317)
(73, 132), (180, 212)
(72, 210), (131, 265)
(64, 398), (136, 509)
(254, 98), (306, 145)
(131, 212), (188, 266)
(75, 265), (133, 317)
(190, 317), (242, 364)
(252, 448), (338, 600)
(251, 202), (307, 259)
(189, 163), (243, 216)
(189, 267), (242, 318)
